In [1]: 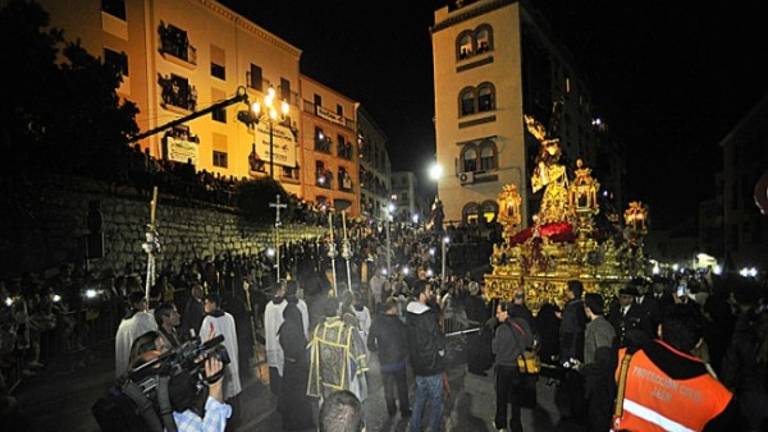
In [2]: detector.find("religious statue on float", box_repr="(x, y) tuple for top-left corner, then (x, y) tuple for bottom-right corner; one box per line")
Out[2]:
(525, 115), (571, 224)
(497, 184), (522, 240)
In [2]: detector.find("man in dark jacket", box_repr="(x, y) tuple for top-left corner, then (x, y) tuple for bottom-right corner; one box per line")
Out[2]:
(181, 283), (204, 339)
(492, 301), (533, 432)
(608, 285), (649, 348)
(560, 280), (587, 363)
(560, 280), (587, 423)
(406, 280), (445, 432)
(368, 297), (410, 418)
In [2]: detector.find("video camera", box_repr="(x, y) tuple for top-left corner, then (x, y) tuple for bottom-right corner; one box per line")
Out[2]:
(129, 334), (230, 393)
(92, 335), (230, 432)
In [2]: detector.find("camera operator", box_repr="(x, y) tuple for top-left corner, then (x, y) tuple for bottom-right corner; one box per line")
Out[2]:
(129, 331), (232, 432)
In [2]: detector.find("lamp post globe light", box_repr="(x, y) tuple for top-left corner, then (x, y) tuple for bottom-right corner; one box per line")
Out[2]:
(251, 86), (290, 179)
(429, 162), (443, 198)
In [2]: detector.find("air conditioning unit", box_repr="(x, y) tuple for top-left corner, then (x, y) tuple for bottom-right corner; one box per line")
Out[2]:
(458, 171), (475, 185)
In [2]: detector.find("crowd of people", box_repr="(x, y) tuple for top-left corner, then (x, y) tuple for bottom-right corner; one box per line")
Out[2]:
(5, 205), (767, 432)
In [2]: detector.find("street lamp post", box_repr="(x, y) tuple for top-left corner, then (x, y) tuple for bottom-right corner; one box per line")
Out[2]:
(385, 203), (395, 276)
(441, 235), (449, 287)
(251, 86), (290, 179)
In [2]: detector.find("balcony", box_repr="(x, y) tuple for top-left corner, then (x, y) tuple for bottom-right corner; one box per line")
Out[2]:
(158, 74), (196, 112)
(314, 137), (332, 154)
(158, 22), (196, 67)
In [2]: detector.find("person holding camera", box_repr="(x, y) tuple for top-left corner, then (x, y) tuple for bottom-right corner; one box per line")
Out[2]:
(126, 330), (232, 432)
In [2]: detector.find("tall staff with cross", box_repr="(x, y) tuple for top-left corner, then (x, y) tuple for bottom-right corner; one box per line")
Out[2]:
(142, 187), (161, 306)
(341, 211), (353, 293)
(269, 194), (287, 283)
(327, 213), (339, 297)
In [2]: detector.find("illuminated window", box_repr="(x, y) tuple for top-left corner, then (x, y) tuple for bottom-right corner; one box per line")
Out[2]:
(462, 202), (479, 225)
(457, 31), (473, 60)
(475, 25), (493, 54)
(481, 200), (498, 223)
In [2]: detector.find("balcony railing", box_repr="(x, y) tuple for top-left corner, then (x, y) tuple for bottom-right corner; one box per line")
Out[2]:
(158, 74), (197, 111)
(158, 24), (197, 65)
(314, 137), (332, 154)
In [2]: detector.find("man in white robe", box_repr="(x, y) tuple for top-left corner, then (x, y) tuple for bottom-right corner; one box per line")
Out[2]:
(264, 282), (288, 396)
(114, 292), (158, 377)
(199, 294), (242, 401)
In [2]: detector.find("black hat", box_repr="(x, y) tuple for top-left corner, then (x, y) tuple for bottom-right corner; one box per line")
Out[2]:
(619, 285), (639, 296)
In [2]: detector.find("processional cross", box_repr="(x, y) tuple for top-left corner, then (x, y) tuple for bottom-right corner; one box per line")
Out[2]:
(142, 187), (160, 306)
(341, 211), (353, 293)
(269, 194), (287, 282)
(327, 213), (339, 297)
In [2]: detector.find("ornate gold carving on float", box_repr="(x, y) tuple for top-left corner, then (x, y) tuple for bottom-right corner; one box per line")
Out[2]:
(485, 116), (648, 312)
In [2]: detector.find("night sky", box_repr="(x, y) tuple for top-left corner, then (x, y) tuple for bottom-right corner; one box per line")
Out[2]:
(225, 0), (768, 228)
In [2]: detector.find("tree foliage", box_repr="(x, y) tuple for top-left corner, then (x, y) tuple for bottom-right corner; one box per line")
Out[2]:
(0, 0), (138, 178)
(235, 178), (297, 224)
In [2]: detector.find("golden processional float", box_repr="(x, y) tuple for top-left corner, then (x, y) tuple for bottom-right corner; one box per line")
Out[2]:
(484, 115), (649, 312)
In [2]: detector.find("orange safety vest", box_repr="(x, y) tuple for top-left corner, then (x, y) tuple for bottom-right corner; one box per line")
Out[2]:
(612, 342), (732, 432)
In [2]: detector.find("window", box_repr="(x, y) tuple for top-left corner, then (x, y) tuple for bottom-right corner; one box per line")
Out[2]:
(315, 127), (330, 153)
(462, 202), (480, 225)
(211, 88), (226, 123)
(212, 106), (226, 123)
(479, 141), (497, 171)
(213, 151), (228, 168)
(475, 25), (493, 54)
(481, 200), (498, 223)
(457, 31), (473, 60)
(316, 161), (331, 188)
(314, 94), (322, 107)
(159, 23), (194, 63)
(477, 82), (495, 112)
(462, 144), (478, 172)
(249, 64), (262, 90)
(281, 165), (298, 179)
(459, 87), (475, 116)
(337, 104), (343, 116)
(211, 62), (225, 80)
(339, 167), (353, 191)
(280, 78), (291, 101)
(102, 0), (126, 20)
(159, 74), (195, 111)
(104, 48), (128, 76)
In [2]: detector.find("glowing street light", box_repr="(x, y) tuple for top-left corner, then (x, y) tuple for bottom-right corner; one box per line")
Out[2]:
(713, 265), (722, 275)
(250, 86), (290, 179)
(429, 162), (444, 182)
(85, 289), (98, 299)
(266, 247), (276, 258)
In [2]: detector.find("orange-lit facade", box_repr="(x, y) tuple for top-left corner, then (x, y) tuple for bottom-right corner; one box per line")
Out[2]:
(299, 75), (361, 216)
(35, 0), (310, 196)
